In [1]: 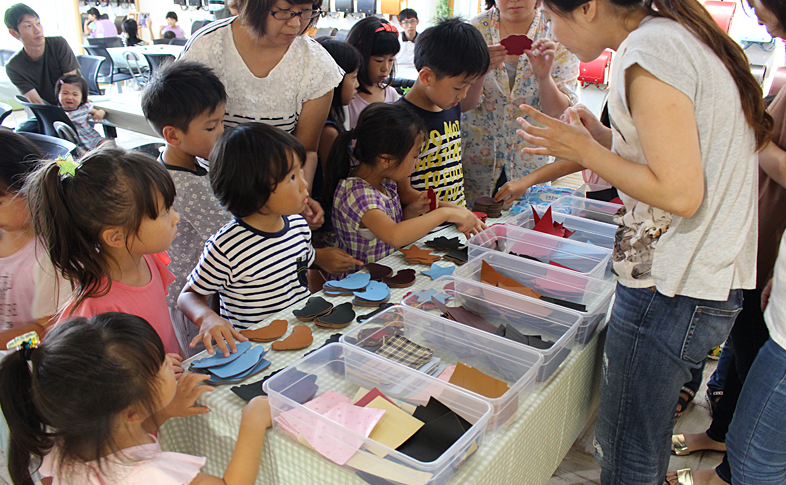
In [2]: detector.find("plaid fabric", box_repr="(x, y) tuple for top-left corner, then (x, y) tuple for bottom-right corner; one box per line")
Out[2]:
(332, 178), (403, 276)
(374, 335), (434, 369)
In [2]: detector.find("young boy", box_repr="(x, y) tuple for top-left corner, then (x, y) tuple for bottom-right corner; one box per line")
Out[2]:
(141, 60), (230, 357)
(178, 124), (362, 357)
(396, 18), (498, 209)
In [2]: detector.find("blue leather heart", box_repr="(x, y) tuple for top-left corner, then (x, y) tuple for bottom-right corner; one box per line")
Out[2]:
(353, 280), (391, 302)
(191, 341), (252, 369)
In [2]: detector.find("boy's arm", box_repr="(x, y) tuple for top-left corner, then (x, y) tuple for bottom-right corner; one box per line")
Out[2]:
(494, 159), (583, 203)
(178, 286), (246, 357)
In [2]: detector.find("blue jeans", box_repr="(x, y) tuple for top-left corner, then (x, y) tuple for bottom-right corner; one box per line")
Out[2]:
(595, 284), (742, 485)
(726, 338), (786, 484)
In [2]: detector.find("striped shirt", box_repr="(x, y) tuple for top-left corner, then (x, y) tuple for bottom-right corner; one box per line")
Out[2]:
(186, 216), (315, 328)
(180, 19), (344, 131)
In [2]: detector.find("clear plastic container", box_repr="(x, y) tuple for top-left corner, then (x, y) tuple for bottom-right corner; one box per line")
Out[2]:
(341, 304), (544, 432)
(264, 342), (493, 485)
(453, 251), (615, 346)
(396, 278), (577, 384)
(467, 224), (612, 280)
(507, 206), (617, 250)
(548, 195), (622, 225)
(573, 183), (614, 197)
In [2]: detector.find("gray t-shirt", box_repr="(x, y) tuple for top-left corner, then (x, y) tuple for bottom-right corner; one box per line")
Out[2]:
(608, 16), (757, 300)
(5, 36), (79, 105)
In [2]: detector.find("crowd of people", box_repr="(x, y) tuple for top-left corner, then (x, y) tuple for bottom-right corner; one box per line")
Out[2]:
(2, 0), (786, 483)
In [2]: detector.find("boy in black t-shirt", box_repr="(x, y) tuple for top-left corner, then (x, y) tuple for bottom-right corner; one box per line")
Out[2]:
(396, 18), (501, 209)
(4, 3), (79, 105)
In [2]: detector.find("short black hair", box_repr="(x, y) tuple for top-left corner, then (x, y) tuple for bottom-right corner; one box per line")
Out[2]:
(235, 0), (322, 38)
(86, 7), (99, 17)
(55, 74), (89, 107)
(0, 129), (41, 195)
(163, 30), (176, 39)
(209, 123), (307, 218)
(318, 38), (362, 125)
(414, 18), (489, 79)
(166, 11), (178, 21)
(141, 60), (227, 137)
(4, 3), (38, 30)
(398, 8), (418, 21)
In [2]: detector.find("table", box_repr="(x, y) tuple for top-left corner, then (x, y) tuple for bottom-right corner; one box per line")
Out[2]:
(105, 45), (183, 70)
(159, 216), (605, 485)
(92, 92), (160, 138)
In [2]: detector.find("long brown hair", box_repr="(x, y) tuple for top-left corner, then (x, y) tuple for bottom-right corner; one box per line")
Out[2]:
(23, 147), (176, 311)
(545, 0), (773, 149)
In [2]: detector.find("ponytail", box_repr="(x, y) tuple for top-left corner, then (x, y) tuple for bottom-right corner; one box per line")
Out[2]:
(0, 350), (52, 485)
(322, 129), (357, 215)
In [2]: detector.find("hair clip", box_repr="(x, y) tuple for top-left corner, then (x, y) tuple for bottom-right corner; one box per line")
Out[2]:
(55, 154), (81, 179)
(7, 331), (40, 361)
(375, 22), (398, 34)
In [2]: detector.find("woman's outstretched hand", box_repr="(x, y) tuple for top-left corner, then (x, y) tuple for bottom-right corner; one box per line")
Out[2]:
(516, 104), (598, 165)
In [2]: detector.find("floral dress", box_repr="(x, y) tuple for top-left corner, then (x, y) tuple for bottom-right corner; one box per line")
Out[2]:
(461, 7), (579, 206)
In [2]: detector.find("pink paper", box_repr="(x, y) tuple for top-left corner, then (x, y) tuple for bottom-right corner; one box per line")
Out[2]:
(437, 365), (456, 382)
(304, 390), (351, 414)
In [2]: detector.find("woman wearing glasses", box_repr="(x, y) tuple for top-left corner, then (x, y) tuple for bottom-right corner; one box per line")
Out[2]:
(180, 0), (342, 203)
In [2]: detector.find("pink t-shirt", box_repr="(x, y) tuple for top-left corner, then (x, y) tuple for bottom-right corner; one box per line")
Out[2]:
(40, 435), (205, 485)
(347, 86), (399, 129)
(57, 254), (179, 354)
(0, 238), (69, 329)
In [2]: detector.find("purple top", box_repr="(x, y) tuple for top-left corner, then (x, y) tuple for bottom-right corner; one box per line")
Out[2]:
(162, 25), (186, 38)
(88, 19), (118, 38)
(332, 177), (403, 274)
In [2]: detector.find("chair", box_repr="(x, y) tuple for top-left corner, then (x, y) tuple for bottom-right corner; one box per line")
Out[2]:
(84, 46), (134, 93)
(20, 132), (77, 158)
(53, 122), (86, 158)
(169, 38), (187, 46)
(0, 49), (15, 66)
(132, 142), (164, 158)
(87, 36), (124, 48)
(153, 38), (171, 45)
(0, 102), (12, 126)
(191, 20), (212, 35)
(13, 95), (117, 142)
(76, 55), (106, 96)
(334, 29), (350, 42)
(314, 27), (338, 38)
(123, 51), (150, 88)
(143, 53), (175, 78)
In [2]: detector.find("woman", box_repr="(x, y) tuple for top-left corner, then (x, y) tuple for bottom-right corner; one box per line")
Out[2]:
(515, 0), (772, 482)
(460, 0), (579, 208)
(180, 0), (343, 207)
(83, 8), (118, 39)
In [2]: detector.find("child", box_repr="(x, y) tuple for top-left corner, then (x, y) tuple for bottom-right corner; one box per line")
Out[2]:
(141, 60), (230, 358)
(346, 17), (400, 128)
(323, 103), (486, 272)
(397, 18), (492, 209)
(160, 11), (185, 39)
(55, 74), (107, 150)
(122, 18), (145, 47)
(178, 123), (361, 357)
(396, 8), (419, 72)
(25, 146), (181, 357)
(0, 312), (272, 484)
(0, 130), (69, 342)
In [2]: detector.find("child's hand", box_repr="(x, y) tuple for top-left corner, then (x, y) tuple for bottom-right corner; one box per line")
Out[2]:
(242, 396), (273, 429)
(404, 191), (430, 219)
(163, 372), (213, 419)
(488, 44), (507, 71)
(191, 314), (248, 357)
(301, 197), (325, 231)
(445, 208), (487, 238)
(315, 247), (364, 275)
(495, 177), (531, 204)
(168, 353), (184, 378)
(92, 109), (105, 121)
(526, 38), (557, 81)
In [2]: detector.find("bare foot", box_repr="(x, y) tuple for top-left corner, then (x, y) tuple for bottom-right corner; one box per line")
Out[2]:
(672, 432), (727, 454)
(676, 390), (692, 415)
(666, 468), (727, 485)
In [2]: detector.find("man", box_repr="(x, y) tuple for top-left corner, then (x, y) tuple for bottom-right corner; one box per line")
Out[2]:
(396, 8), (419, 75)
(5, 3), (79, 105)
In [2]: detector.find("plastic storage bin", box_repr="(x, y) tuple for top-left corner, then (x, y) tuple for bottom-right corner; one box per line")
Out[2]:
(548, 196), (622, 225)
(264, 342), (493, 485)
(341, 304), (544, 431)
(467, 224), (612, 280)
(397, 277), (578, 383)
(454, 251), (616, 345)
(573, 183), (614, 197)
(507, 206), (617, 250)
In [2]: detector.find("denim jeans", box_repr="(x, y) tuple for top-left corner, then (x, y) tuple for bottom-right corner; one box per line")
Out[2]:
(726, 338), (786, 485)
(595, 284), (742, 485)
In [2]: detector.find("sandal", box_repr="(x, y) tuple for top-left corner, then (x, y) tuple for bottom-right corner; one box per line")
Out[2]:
(672, 434), (692, 456)
(675, 386), (696, 418)
(670, 468), (694, 485)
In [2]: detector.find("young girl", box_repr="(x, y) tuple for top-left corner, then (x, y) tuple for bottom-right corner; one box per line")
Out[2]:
(55, 74), (108, 150)
(323, 103), (485, 274)
(346, 17), (401, 129)
(122, 18), (146, 47)
(0, 312), (272, 484)
(0, 131), (69, 343)
(514, 0), (772, 482)
(25, 147), (182, 357)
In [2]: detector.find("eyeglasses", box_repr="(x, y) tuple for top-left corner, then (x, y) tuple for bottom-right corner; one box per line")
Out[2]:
(400, 19), (418, 25)
(270, 8), (322, 20)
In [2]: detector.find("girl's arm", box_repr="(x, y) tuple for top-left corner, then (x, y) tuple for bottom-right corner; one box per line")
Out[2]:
(89, 108), (105, 121)
(317, 124), (340, 173)
(143, 372), (212, 433)
(396, 177), (424, 207)
(0, 323), (47, 345)
(362, 206), (484, 246)
(759, 140), (786, 188)
(177, 286), (247, 357)
(517, 64), (704, 217)
(293, 92), (333, 192)
(461, 44), (507, 113)
(190, 397), (273, 485)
